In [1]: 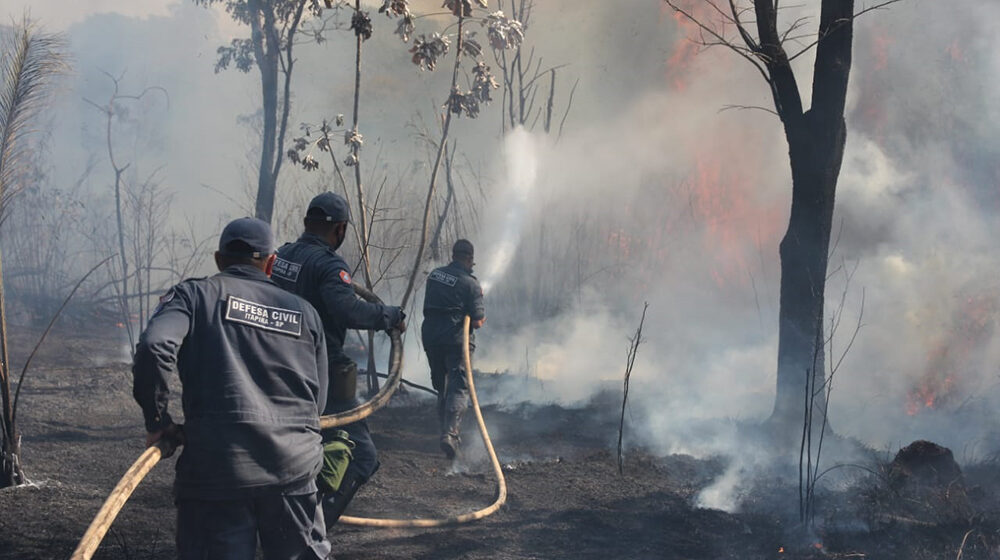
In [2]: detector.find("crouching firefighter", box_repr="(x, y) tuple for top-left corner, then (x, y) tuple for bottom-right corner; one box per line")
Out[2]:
(422, 239), (486, 459)
(271, 192), (406, 528)
(132, 218), (332, 559)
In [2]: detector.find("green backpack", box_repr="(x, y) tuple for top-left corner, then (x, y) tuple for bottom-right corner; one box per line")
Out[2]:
(316, 429), (355, 493)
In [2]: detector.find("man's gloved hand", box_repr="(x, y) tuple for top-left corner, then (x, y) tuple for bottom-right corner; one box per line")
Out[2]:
(386, 308), (406, 333)
(146, 423), (185, 458)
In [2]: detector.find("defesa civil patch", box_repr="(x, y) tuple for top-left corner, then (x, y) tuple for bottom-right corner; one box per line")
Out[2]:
(429, 269), (458, 287)
(224, 295), (303, 336)
(272, 257), (301, 282)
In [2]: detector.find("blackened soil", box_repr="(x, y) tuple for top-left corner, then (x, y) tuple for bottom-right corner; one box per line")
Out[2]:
(2, 328), (1000, 559)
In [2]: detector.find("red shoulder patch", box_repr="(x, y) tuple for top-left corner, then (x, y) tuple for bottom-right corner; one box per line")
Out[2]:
(339, 270), (352, 284)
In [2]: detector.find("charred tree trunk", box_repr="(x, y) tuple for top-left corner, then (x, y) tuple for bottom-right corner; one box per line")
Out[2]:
(752, 0), (854, 430)
(771, 115), (846, 425)
(400, 13), (466, 310)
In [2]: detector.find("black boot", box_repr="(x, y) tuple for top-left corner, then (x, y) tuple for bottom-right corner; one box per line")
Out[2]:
(439, 409), (465, 460)
(322, 469), (365, 530)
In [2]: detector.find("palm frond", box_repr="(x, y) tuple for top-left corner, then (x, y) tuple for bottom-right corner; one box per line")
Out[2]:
(0, 16), (68, 227)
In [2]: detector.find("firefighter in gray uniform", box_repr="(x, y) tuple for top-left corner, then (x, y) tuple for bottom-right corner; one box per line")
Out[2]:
(422, 239), (486, 459)
(271, 192), (405, 528)
(132, 217), (332, 559)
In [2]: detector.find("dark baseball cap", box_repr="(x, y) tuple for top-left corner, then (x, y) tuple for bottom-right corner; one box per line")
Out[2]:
(452, 239), (474, 258)
(307, 192), (350, 223)
(218, 217), (275, 258)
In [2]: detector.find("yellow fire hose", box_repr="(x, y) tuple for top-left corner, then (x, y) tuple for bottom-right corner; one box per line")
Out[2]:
(71, 283), (504, 557)
(338, 315), (507, 527)
(70, 439), (175, 560)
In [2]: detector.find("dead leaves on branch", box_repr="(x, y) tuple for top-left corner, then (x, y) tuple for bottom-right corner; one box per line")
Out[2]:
(379, 0), (411, 17)
(289, 0), (514, 178)
(351, 10), (373, 40)
(470, 61), (498, 103)
(445, 61), (498, 118)
(410, 33), (451, 71)
(484, 11), (524, 50)
(395, 14), (416, 42)
(443, 0), (488, 18)
(288, 120), (337, 172)
(446, 86), (479, 118)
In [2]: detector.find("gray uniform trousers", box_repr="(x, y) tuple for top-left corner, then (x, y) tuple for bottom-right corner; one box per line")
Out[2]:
(425, 344), (472, 437)
(175, 480), (331, 560)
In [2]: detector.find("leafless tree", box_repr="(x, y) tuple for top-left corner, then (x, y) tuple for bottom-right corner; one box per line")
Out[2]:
(492, 0), (575, 136)
(84, 72), (168, 355)
(663, 0), (903, 432)
(124, 169), (170, 327)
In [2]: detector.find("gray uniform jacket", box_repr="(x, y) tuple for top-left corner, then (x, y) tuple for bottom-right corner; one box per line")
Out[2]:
(421, 261), (485, 348)
(272, 233), (403, 366)
(132, 264), (328, 498)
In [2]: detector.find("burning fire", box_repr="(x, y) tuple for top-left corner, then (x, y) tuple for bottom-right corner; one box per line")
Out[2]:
(906, 293), (996, 415)
(662, 0), (725, 91)
(906, 373), (955, 416)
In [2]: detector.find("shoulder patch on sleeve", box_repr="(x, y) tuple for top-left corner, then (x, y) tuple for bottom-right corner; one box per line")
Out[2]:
(339, 270), (352, 285)
(152, 289), (175, 317)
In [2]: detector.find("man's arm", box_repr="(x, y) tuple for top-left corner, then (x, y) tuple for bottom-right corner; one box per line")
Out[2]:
(467, 278), (486, 329)
(313, 316), (329, 415)
(319, 263), (404, 331)
(132, 286), (192, 444)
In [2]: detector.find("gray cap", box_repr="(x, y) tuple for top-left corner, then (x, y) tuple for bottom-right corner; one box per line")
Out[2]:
(218, 217), (275, 258)
(307, 192), (350, 223)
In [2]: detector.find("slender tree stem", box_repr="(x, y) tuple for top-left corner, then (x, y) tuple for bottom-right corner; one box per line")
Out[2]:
(400, 13), (465, 310)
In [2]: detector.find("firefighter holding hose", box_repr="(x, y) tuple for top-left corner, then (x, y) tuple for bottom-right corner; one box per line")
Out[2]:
(272, 192), (406, 528)
(422, 239), (486, 459)
(131, 218), (332, 559)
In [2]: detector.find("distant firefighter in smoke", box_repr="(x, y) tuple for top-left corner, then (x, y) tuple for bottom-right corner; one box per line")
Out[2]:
(271, 192), (407, 528)
(422, 239), (486, 459)
(132, 218), (332, 558)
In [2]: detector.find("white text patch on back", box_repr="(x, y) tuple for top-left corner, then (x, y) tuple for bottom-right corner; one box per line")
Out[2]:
(272, 257), (301, 283)
(224, 295), (303, 336)
(429, 270), (458, 287)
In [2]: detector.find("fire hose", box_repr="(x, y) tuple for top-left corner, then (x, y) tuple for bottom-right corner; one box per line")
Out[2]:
(71, 287), (504, 558)
(338, 314), (507, 527)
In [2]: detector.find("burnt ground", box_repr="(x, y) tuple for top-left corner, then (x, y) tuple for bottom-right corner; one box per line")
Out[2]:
(2, 327), (1000, 559)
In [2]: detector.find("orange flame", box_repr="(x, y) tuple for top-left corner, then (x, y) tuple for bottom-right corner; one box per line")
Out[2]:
(663, 0), (722, 91)
(906, 293), (996, 415)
